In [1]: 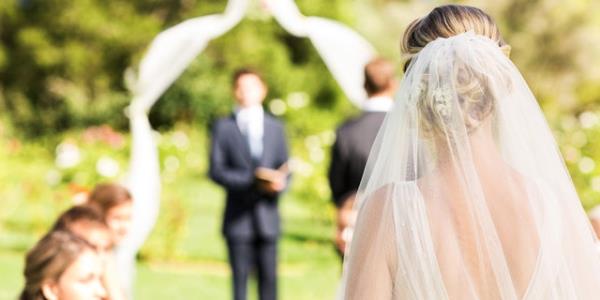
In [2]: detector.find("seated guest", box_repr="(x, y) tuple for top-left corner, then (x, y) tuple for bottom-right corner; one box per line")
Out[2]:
(87, 183), (133, 245)
(51, 205), (126, 300)
(20, 230), (106, 300)
(52, 205), (113, 253)
(87, 183), (134, 299)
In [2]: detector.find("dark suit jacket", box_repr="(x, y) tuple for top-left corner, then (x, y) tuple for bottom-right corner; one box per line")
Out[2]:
(328, 111), (387, 207)
(209, 113), (289, 241)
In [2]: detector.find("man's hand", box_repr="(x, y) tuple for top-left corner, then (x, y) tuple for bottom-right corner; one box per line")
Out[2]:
(335, 194), (357, 254)
(261, 177), (286, 194)
(255, 167), (287, 194)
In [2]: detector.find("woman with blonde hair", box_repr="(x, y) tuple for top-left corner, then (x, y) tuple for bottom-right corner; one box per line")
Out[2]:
(339, 5), (600, 299)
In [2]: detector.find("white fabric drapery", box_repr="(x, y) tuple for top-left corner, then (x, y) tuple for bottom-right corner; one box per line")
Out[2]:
(265, 0), (376, 106)
(121, 0), (376, 297)
(120, 1), (249, 297)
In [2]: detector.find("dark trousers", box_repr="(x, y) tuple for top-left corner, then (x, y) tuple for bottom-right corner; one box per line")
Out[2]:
(226, 238), (277, 300)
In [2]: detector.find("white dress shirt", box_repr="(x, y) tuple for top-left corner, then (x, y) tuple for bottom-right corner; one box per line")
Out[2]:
(362, 95), (394, 112)
(235, 105), (264, 160)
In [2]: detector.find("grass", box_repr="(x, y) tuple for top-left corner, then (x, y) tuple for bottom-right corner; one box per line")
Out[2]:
(0, 128), (341, 299)
(0, 186), (341, 299)
(0, 199), (340, 300)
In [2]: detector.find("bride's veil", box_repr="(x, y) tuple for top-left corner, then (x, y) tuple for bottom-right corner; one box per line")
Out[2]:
(339, 31), (600, 299)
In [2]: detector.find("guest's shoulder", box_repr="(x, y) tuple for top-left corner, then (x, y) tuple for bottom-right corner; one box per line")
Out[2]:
(214, 113), (235, 123)
(336, 114), (362, 134)
(336, 112), (378, 135)
(211, 115), (236, 131)
(264, 113), (285, 128)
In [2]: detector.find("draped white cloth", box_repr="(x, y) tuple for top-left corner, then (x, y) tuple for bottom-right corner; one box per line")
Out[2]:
(117, 113), (160, 298)
(339, 32), (600, 299)
(128, 0), (249, 112)
(122, 0), (376, 297)
(265, 0), (376, 106)
(120, 1), (249, 297)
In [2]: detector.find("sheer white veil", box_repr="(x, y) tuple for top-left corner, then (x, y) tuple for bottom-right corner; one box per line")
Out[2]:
(339, 31), (600, 299)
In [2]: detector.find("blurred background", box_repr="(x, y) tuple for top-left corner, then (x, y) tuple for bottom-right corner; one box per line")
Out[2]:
(1, 0), (600, 299)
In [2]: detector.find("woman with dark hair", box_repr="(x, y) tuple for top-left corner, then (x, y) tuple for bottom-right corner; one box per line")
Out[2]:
(20, 231), (105, 300)
(51, 204), (126, 300)
(86, 183), (133, 299)
(87, 183), (133, 245)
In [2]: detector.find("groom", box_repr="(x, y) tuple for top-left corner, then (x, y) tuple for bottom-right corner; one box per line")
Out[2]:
(209, 68), (289, 300)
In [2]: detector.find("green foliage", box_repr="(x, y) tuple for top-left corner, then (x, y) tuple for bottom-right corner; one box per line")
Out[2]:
(2, 0), (600, 297)
(0, 0), (354, 136)
(1, 0), (163, 134)
(355, 0), (600, 111)
(355, 0), (600, 209)
(0, 124), (340, 298)
(553, 111), (600, 209)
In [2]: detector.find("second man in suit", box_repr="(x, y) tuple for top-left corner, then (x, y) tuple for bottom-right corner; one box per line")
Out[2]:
(328, 58), (397, 258)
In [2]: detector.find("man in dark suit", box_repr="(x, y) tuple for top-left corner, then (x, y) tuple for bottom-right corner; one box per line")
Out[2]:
(328, 58), (397, 258)
(209, 69), (289, 300)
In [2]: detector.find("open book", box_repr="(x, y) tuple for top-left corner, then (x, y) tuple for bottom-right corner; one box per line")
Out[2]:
(255, 162), (289, 184)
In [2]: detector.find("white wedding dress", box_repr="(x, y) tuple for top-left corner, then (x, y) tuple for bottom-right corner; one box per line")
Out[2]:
(338, 32), (600, 299)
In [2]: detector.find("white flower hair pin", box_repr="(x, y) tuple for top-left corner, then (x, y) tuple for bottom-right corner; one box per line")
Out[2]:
(408, 79), (426, 106)
(432, 86), (453, 118)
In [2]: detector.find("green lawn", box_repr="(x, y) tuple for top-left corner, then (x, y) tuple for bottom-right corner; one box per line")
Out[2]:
(0, 127), (341, 299)
(0, 182), (341, 299)
(0, 168), (340, 299)
(0, 186), (341, 299)
(1, 250), (339, 300)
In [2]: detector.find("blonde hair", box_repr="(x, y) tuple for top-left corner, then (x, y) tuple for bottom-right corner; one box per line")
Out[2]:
(402, 5), (509, 135)
(401, 5), (509, 66)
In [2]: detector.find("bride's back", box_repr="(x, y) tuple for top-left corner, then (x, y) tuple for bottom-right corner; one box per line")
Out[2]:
(340, 5), (600, 300)
(404, 7), (542, 297)
(419, 161), (540, 299)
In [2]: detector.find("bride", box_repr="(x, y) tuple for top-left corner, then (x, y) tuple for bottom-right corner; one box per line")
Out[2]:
(339, 4), (600, 300)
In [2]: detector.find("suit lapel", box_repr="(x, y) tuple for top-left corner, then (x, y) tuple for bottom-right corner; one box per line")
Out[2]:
(260, 116), (273, 167)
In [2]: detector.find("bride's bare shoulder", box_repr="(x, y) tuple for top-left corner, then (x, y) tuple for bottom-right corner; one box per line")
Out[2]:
(358, 181), (420, 210)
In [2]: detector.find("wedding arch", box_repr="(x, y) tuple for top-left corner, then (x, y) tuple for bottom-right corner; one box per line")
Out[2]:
(118, 0), (376, 292)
